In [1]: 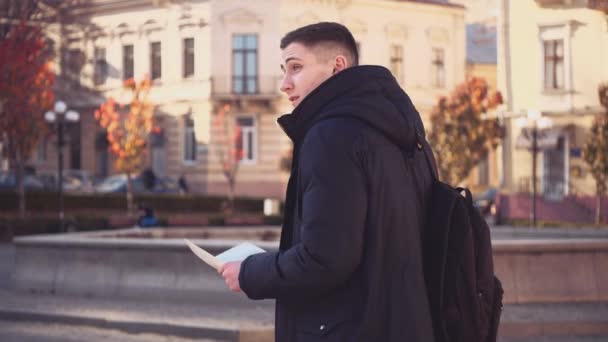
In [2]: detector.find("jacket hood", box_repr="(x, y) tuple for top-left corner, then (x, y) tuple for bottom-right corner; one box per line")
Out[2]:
(277, 65), (425, 151)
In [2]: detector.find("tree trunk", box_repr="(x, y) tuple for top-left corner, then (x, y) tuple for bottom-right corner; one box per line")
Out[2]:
(126, 172), (134, 217)
(228, 177), (235, 216)
(597, 194), (602, 225)
(16, 148), (25, 219)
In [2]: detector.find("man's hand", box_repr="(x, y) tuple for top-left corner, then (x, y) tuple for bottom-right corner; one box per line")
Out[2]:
(219, 261), (242, 292)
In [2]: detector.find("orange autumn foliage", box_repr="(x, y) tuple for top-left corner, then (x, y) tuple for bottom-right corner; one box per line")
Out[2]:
(0, 21), (54, 217)
(0, 21), (54, 163)
(428, 77), (504, 186)
(94, 78), (155, 175)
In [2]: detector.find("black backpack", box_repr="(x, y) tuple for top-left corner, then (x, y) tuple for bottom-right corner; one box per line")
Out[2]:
(416, 138), (504, 342)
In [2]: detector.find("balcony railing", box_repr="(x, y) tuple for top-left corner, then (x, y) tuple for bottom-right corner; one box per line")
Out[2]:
(517, 176), (567, 200)
(535, 0), (608, 12)
(210, 75), (282, 101)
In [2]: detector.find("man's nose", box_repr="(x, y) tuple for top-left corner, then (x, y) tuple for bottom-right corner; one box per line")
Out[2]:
(280, 75), (293, 93)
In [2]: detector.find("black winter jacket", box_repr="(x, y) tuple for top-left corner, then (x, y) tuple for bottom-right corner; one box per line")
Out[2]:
(240, 65), (436, 342)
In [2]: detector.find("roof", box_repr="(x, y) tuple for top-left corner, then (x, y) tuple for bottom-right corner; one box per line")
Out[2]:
(466, 22), (497, 64)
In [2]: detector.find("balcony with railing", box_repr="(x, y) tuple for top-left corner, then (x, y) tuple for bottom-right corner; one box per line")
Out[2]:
(535, 0), (608, 12)
(535, 0), (574, 5)
(210, 75), (282, 102)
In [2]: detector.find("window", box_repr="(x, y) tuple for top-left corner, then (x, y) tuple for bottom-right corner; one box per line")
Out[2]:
(150, 41), (162, 80)
(431, 48), (445, 88)
(232, 34), (258, 94)
(95, 132), (109, 178)
(184, 117), (196, 162)
(183, 38), (195, 78)
(236, 117), (256, 163)
(543, 39), (564, 90)
(93, 47), (107, 85)
(62, 48), (82, 85)
(389, 45), (403, 83)
(542, 136), (567, 199)
(122, 44), (134, 80)
(151, 128), (166, 177)
(67, 122), (81, 169)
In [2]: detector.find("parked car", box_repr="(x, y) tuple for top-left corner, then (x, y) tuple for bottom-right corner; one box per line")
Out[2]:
(0, 171), (46, 191)
(62, 169), (96, 193)
(95, 174), (136, 193)
(156, 176), (181, 194)
(95, 173), (180, 194)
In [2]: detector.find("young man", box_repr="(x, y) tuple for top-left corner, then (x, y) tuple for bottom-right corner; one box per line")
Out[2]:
(220, 22), (436, 341)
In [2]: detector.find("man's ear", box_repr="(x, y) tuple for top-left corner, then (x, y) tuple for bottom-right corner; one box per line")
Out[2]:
(333, 55), (348, 74)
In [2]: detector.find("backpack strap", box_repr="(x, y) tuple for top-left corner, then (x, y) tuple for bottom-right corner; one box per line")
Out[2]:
(456, 187), (474, 207)
(415, 130), (439, 180)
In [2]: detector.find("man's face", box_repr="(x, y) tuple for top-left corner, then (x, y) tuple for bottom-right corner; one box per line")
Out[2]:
(280, 42), (336, 108)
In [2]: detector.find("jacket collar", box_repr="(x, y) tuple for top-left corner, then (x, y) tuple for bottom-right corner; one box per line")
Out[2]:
(277, 65), (394, 144)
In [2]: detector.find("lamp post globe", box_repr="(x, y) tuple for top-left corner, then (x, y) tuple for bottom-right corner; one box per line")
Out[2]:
(44, 111), (56, 123)
(65, 110), (79, 122)
(54, 100), (66, 114)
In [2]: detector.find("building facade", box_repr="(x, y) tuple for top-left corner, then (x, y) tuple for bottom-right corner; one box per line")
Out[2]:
(450, 0), (497, 22)
(32, 0), (466, 198)
(446, 0), (502, 191)
(498, 0), (608, 199)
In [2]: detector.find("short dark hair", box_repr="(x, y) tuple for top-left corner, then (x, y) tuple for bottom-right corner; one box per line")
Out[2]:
(280, 22), (359, 66)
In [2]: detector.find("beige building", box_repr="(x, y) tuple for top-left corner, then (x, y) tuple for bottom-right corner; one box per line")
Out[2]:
(464, 16), (500, 191)
(450, 0), (497, 23)
(32, 0), (466, 198)
(497, 0), (608, 198)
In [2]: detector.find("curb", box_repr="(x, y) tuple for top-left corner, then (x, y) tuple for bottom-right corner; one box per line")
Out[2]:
(0, 308), (272, 342)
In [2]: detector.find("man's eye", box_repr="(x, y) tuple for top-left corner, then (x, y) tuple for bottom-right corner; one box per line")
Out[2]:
(291, 64), (302, 71)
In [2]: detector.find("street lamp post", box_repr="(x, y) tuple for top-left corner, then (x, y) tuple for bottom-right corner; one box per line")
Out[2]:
(517, 110), (552, 227)
(45, 101), (79, 231)
(531, 122), (538, 227)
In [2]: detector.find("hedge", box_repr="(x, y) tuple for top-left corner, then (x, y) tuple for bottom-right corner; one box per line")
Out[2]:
(0, 214), (283, 242)
(0, 191), (265, 213)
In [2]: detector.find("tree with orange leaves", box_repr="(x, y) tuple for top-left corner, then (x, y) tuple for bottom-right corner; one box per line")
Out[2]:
(95, 78), (156, 214)
(0, 22), (55, 218)
(583, 83), (608, 224)
(428, 77), (504, 186)
(213, 104), (244, 212)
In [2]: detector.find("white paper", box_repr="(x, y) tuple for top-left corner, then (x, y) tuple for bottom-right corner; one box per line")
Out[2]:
(216, 242), (266, 263)
(184, 239), (223, 271)
(184, 239), (265, 271)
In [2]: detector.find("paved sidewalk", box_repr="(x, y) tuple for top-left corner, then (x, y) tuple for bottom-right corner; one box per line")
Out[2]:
(0, 289), (274, 341)
(1, 288), (607, 341)
(0, 243), (14, 288)
(498, 302), (608, 340)
(3, 229), (608, 341)
(0, 319), (222, 342)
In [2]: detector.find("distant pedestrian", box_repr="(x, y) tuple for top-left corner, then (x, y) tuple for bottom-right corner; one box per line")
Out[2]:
(178, 174), (189, 194)
(137, 204), (158, 228)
